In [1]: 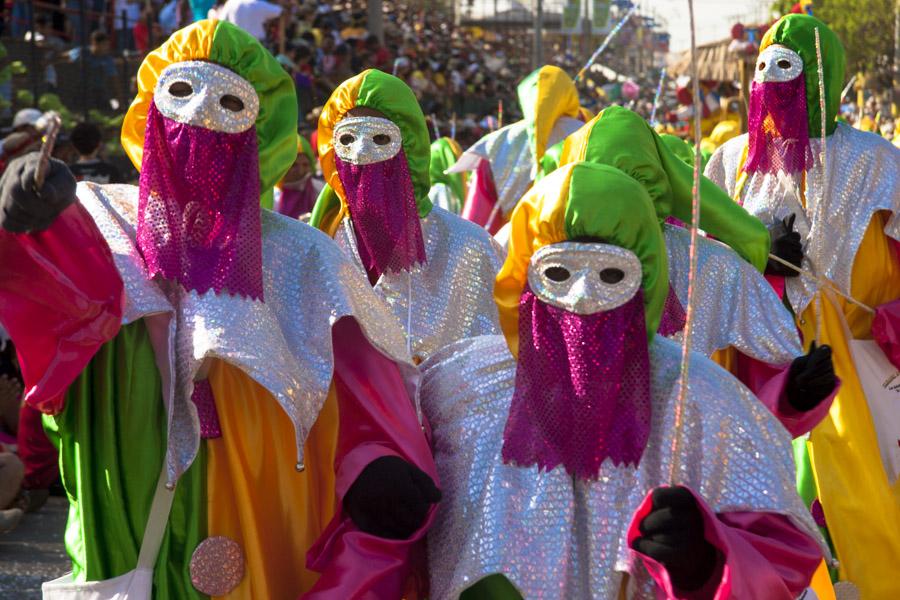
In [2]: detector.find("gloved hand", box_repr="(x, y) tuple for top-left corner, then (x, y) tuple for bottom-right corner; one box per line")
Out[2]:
(786, 342), (836, 411)
(343, 455), (441, 539)
(766, 213), (803, 277)
(0, 152), (76, 233)
(631, 486), (719, 591)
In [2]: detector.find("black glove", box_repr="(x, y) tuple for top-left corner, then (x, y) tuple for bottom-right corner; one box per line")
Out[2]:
(343, 455), (441, 539)
(786, 342), (836, 411)
(766, 213), (803, 277)
(0, 152), (76, 233)
(631, 486), (719, 591)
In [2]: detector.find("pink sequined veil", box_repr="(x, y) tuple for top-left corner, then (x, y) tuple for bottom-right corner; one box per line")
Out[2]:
(745, 75), (813, 175)
(335, 150), (427, 283)
(502, 285), (652, 480)
(137, 102), (264, 299)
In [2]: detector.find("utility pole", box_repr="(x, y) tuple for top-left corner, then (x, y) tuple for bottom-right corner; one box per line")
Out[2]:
(368, 0), (383, 43)
(533, 0), (543, 69)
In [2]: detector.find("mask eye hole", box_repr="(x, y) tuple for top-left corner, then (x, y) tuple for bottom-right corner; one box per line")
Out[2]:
(220, 94), (245, 112)
(373, 133), (391, 146)
(777, 59), (792, 69)
(168, 81), (193, 97)
(599, 267), (625, 284)
(757, 61), (766, 71)
(544, 266), (570, 282)
(339, 133), (356, 146)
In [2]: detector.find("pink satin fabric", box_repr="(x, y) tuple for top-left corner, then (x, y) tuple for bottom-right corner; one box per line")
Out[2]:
(17, 402), (59, 489)
(746, 77), (813, 176)
(873, 298), (900, 370)
(138, 102), (264, 300)
(503, 288), (652, 478)
(0, 203), (123, 414)
(461, 159), (503, 234)
(628, 486), (823, 600)
(731, 353), (836, 438)
(304, 316), (437, 599)
(336, 151), (426, 283)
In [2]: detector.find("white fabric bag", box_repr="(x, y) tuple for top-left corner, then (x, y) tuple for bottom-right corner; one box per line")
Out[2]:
(847, 338), (900, 485)
(42, 467), (174, 599)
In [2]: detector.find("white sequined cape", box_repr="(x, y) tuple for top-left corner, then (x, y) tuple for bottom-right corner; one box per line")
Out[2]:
(421, 334), (821, 599)
(705, 124), (900, 314)
(335, 205), (503, 361)
(76, 182), (415, 484)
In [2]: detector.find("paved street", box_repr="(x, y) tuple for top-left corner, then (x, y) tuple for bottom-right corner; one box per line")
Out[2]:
(0, 498), (69, 599)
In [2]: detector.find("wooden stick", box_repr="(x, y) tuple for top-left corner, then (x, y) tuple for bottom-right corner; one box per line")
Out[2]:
(33, 113), (62, 192)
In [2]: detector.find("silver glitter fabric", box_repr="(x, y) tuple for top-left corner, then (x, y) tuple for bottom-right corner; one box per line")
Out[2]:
(334, 205), (503, 362)
(754, 45), (804, 83)
(528, 242), (643, 315)
(76, 183), (415, 484)
(421, 334), (823, 600)
(332, 116), (403, 165)
(664, 224), (802, 364)
(458, 116), (584, 216)
(706, 123), (900, 314)
(153, 61), (259, 134)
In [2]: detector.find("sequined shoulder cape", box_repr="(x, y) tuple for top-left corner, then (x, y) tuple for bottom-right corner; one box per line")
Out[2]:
(76, 181), (414, 483)
(663, 224), (801, 364)
(456, 116), (584, 216)
(705, 123), (900, 314)
(420, 334), (821, 599)
(335, 205), (503, 361)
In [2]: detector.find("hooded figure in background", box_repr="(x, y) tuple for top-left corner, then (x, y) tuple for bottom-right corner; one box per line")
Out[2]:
(706, 15), (900, 596)
(427, 136), (466, 214)
(421, 161), (825, 599)
(449, 65), (586, 232)
(0, 21), (438, 599)
(273, 134), (324, 221)
(310, 70), (503, 362)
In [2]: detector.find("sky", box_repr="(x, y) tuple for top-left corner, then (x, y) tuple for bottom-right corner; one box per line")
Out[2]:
(648, 0), (777, 52)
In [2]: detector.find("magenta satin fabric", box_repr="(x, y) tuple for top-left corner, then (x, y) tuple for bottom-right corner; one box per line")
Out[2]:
(304, 316), (437, 599)
(17, 403), (59, 489)
(502, 287), (652, 479)
(873, 298), (900, 370)
(628, 486), (823, 599)
(191, 379), (221, 439)
(461, 159), (503, 234)
(745, 77), (813, 176)
(0, 203), (123, 414)
(335, 151), (426, 283)
(137, 103), (264, 300)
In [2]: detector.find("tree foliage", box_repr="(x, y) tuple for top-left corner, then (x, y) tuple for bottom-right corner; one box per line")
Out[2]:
(770, 0), (896, 88)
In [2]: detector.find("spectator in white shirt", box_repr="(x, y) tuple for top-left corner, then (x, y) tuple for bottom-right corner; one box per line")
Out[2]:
(216, 0), (282, 41)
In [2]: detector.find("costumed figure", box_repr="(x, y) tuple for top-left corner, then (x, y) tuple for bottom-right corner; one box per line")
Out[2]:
(310, 70), (502, 362)
(706, 15), (900, 597)
(427, 136), (466, 215)
(421, 161), (827, 599)
(0, 21), (439, 599)
(449, 66), (586, 232)
(273, 134), (324, 221)
(554, 107), (837, 433)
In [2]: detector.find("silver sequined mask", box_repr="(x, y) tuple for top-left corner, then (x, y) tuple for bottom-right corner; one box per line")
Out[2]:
(754, 45), (804, 83)
(333, 116), (403, 165)
(153, 61), (259, 133)
(527, 242), (642, 315)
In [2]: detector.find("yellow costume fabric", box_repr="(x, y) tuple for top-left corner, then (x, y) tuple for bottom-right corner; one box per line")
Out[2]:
(796, 212), (900, 597)
(207, 361), (339, 598)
